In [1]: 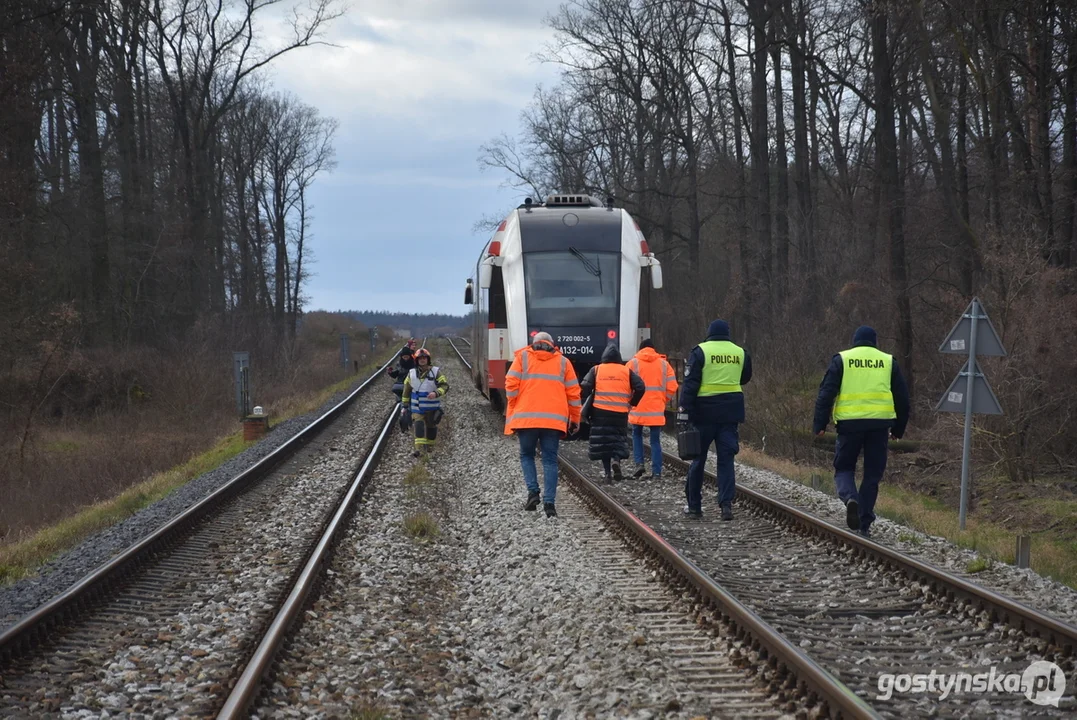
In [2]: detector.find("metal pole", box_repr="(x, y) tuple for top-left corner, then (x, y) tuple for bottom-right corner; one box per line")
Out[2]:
(959, 300), (979, 530)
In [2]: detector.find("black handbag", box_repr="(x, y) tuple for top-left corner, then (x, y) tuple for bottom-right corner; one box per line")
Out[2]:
(676, 412), (701, 460)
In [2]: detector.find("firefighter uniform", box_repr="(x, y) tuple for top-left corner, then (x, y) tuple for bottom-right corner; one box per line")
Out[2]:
(401, 351), (448, 454)
(680, 319), (752, 519)
(813, 325), (910, 537)
(628, 340), (679, 478)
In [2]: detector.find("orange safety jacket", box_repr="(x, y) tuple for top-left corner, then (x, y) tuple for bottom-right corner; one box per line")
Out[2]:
(628, 348), (679, 426)
(592, 363), (632, 413)
(504, 345), (582, 435)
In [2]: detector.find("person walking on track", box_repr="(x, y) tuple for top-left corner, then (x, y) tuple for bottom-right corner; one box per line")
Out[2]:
(581, 344), (645, 483)
(680, 319), (752, 520)
(401, 348), (449, 457)
(813, 325), (909, 538)
(627, 339), (679, 479)
(504, 332), (582, 518)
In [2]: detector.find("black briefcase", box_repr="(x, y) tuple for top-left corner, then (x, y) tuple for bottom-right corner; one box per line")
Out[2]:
(676, 413), (701, 460)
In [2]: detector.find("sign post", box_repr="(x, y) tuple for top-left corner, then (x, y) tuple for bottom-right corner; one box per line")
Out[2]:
(935, 298), (1006, 529)
(339, 333), (350, 368)
(369, 327), (378, 353)
(233, 352), (251, 418)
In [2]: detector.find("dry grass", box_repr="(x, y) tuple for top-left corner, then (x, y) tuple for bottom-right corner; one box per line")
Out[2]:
(402, 512), (440, 540)
(736, 445), (1077, 590)
(0, 344), (398, 582)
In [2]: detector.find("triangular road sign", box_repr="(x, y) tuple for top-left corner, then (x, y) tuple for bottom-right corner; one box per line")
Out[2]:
(939, 298), (1007, 356)
(935, 361), (1004, 415)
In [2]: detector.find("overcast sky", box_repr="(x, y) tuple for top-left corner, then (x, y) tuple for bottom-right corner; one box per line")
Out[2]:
(266, 0), (562, 316)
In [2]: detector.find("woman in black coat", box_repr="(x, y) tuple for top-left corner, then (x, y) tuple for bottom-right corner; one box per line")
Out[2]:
(581, 344), (646, 482)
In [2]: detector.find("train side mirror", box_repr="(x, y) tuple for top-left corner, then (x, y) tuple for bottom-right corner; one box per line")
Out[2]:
(464, 279), (474, 305)
(650, 261), (663, 289)
(478, 258), (494, 289)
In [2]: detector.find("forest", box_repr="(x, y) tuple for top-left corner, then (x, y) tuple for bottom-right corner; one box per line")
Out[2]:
(480, 0), (1077, 483)
(0, 0), (347, 539)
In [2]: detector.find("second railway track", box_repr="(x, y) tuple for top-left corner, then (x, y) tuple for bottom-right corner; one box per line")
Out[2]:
(0, 349), (410, 717)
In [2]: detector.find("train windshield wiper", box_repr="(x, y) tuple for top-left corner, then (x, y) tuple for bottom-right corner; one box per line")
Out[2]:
(568, 247), (602, 277)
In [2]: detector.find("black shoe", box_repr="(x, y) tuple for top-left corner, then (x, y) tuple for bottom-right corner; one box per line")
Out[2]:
(412, 450), (421, 458)
(544, 503), (557, 518)
(612, 462), (623, 482)
(857, 526), (871, 539)
(845, 499), (861, 531)
(632, 465), (645, 479)
(720, 503), (733, 521)
(603, 473), (614, 485)
(524, 491), (540, 511)
(682, 504), (702, 518)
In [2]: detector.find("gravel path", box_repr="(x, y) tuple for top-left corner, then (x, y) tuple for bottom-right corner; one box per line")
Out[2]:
(653, 433), (1077, 627)
(257, 355), (786, 719)
(0, 370), (397, 629)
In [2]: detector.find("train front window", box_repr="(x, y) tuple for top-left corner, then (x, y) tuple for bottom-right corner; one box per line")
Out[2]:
(523, 250), (620, 325)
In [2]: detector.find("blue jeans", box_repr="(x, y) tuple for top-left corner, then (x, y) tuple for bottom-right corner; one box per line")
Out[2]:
(517, 428), (561, 504)
(685, 423), (739, 512)
(632, 424), (664, 475)
(833, 428), (888, 530)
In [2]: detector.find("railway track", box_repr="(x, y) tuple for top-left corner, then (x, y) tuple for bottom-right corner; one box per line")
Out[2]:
(0, 344), (415, 717)
(448, 339), (1077, 717)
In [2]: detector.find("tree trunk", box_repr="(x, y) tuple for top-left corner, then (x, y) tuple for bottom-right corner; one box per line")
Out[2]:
(748, 0), (772, 328)
(871, 2), (914, 399)
(770, 7), (790, 309)
(787, 0), (815, 309)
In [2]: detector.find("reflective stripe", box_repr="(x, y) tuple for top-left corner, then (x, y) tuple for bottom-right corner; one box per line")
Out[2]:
(644, 385), (665, 392)
(519, 372), (565, 381)
(511, 411), (569, 423)
(630, 410), (666, 418)
(565, 378), (580, 387)
(700, 383), (742, 393)
(507, 369), (523, 379)
(598, 391), (631, 398)
(568, 399), (582, 407)
(506, 389), (518, 398)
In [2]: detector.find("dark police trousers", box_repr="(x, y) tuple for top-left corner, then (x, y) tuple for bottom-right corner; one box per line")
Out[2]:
(834, 428), (889, 530)
(685, 422), (739, 512)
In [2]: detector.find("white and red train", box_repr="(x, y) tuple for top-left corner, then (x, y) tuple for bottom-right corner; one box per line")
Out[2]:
(464, 193), (663, 410)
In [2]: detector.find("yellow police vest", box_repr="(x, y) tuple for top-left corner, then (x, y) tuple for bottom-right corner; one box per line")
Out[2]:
(834, 346), (896, 421)
(698, 340), (744, 396)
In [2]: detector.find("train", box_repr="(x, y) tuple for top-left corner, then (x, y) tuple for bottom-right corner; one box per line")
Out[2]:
(464, 193), (663, 411)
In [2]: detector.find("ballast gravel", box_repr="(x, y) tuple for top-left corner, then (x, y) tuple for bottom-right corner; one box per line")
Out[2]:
(256, 356), (777, 719)
(0, 365), (395, 629)
(1, 378), (398, 718)
(655, 433), (1077, 627)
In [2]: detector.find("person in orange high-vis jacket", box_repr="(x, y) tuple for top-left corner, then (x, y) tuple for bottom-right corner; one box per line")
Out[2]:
(581, 344), (645, 483)
(504, 332), (582, 518)
(628, 339), (679, 479)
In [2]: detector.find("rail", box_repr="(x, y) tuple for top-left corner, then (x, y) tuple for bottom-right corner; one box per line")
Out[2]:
(217, 405), (400, 718)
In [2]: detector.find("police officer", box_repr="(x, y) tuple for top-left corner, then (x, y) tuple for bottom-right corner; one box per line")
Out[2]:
(813, 325), (910, 538)
(681, 319), (752, 520)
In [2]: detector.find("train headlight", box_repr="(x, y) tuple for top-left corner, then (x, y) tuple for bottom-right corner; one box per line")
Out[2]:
(607, 330), (617, 339)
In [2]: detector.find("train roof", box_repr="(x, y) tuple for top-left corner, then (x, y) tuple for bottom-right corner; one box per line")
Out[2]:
(515, 194), (624, 252)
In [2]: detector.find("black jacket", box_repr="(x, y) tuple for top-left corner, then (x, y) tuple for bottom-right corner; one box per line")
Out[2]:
(581, 345), (646, 460)
(680, 333), (752, 425)
(812, 344), (910, 438)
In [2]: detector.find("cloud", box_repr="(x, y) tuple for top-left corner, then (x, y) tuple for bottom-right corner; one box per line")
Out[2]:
(266, 1), (562, 128)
